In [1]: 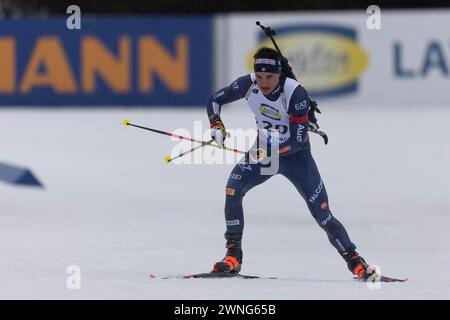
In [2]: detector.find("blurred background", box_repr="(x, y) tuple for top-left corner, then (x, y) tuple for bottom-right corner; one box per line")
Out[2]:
(1, 0), (450, 107)
(1, 0), (449, 299)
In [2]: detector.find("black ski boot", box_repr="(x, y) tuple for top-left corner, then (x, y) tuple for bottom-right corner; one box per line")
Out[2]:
(212, 232), (243, 274)
(342, 250), (371, 280)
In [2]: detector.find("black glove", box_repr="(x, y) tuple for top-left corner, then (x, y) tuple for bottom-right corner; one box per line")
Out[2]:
(307, 99), (328, 145)
(308, 99), (321, 131)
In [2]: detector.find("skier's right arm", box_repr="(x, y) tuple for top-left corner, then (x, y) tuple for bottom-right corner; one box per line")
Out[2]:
(206, 75), (253, 146)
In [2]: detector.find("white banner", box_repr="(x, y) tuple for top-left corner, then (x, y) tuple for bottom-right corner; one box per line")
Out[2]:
(215, 10), (450, 105)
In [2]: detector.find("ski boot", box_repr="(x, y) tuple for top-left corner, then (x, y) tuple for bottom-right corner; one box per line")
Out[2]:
(343, 250), (373, 280)
(212, 232), (243, 274)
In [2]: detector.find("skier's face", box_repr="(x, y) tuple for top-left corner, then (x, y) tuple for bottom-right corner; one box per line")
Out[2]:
(255, 72), (281, 95)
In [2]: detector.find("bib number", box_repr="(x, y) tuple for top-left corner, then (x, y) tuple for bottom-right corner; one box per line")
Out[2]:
(261, 121), (288, 134)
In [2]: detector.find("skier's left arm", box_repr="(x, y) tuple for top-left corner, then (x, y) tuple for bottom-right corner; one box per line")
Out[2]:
(276, 85), (310, 156)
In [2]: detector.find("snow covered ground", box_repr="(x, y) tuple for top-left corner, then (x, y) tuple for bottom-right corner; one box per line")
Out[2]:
(1, 104), (449, 299)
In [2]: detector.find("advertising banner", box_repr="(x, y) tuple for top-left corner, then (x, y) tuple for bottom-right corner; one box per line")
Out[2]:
(0, 16), (212, 106)
(219, 10), (450, 105)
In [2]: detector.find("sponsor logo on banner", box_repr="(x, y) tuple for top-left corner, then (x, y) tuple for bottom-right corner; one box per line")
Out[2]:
(250, 25), (369, 98)
(393, 41), (450, 79)
(0, 17), (212, 106)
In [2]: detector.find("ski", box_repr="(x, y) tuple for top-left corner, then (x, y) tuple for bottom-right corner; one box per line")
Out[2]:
(353, 275), (408, 283)
(149, 272), (405, 282)
(149, 272), (277, 280)
(185, 272), (278, 279)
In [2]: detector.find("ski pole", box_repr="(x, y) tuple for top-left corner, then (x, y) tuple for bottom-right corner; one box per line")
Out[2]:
(122, 119), (246, 155)
(164, 139), (214, 164)
(165, 132), (232, 164)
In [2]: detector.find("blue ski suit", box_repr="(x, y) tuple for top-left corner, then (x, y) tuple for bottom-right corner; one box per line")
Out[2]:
(206, 74), (356, 255)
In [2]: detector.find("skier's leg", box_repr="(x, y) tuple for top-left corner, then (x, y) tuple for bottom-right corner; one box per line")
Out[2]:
(280, 152), (356, 255)
(224, 156), (273, 235)
(280, 151), (372, 278)
(213, 156), (273, 273)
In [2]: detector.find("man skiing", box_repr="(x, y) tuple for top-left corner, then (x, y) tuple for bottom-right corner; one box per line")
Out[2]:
(205, 47), (372, 280)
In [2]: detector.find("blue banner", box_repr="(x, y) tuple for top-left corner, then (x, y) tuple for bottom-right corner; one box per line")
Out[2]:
(0, 16), (212, 106)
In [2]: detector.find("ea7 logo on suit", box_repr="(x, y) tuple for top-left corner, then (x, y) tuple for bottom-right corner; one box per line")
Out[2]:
(295, 100), (307, 111)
